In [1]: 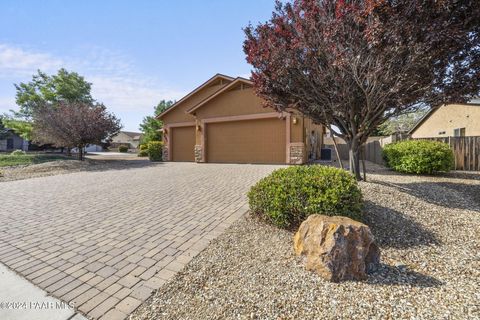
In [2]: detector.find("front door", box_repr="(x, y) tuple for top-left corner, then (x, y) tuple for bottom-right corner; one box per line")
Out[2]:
(6, 138), (14, 150)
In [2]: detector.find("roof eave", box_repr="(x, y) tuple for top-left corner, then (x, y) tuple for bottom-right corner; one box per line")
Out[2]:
(156, 73), (235, 119)
(186, 77), (254, 114)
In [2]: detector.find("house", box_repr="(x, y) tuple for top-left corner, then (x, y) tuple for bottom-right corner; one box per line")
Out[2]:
(410, 101), (480, 138)
(110, 131), (143, 149)
(0, 129), (28, 152)
(158, 74), (324, 164)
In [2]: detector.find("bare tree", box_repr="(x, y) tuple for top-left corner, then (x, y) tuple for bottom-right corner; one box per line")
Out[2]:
(33, 102), (121, 160)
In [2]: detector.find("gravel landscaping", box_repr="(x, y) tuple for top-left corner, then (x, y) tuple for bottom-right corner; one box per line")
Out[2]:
(0, 155), (153, 182)
(132, 164), (480, 320)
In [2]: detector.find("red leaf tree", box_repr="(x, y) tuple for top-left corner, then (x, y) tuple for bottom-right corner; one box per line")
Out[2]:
(244, 0), (479, 179)
(32, 102), (121, 160)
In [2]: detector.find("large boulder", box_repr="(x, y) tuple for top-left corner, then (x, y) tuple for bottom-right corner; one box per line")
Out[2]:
(293, 214), (380, 282)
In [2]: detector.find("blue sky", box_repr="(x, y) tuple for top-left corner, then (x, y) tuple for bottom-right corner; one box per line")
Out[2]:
(0, 0), (275, 131)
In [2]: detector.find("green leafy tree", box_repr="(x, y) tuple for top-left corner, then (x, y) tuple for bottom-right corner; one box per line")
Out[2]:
(6, 68), (95, 140)
(15, 68), (94, 118)
(139, 100), (174, 145)
(1, 115), (33, 140)
(0, 116), (8, 140)
(377, 110), (428, 136)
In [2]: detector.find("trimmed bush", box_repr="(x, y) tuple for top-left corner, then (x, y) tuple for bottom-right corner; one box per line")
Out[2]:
(11, 149), (26, 156)
(118, 145), (128, 153)
(137, 149), (149, 157)
(248, 165), (363, 229)
(139, 144), (148, 151)
(147, 141), (163, 161)
(383, 140), (454, 174)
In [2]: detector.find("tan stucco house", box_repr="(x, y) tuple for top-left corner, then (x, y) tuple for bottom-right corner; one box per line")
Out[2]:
(410, 102), (480, 138)
(158, 74), (324, 164)
(111, 131), (143, 149)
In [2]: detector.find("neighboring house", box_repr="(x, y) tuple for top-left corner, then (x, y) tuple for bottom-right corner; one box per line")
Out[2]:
(158, 74), (324, 164)
(110, 131), (143, 149)
(410, 102), (480, 138)
(0, 129), (28, 152)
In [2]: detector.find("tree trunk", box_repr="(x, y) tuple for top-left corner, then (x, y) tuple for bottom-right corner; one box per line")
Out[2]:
(331, 134), (344, 169)
(78, 146), (84, 161)
(347, 139), (362, 181)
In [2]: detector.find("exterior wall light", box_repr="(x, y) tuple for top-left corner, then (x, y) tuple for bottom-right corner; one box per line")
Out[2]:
(292, 117), (298, 124)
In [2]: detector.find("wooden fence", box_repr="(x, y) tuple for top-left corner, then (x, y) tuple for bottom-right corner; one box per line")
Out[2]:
(415, 136), (480, 171)
(325, 135), (480, 171)
(362, 140), (385, 165)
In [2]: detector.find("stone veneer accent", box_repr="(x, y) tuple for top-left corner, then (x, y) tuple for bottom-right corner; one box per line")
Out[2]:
(289, 143), (306, 164)
(194, 145), (203, 162)
(162, 145), (169, 161)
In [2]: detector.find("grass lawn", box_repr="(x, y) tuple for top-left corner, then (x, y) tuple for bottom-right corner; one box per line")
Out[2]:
(0, 154), (70, 167)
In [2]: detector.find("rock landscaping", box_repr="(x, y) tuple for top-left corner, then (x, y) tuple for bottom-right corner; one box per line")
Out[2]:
(132, 164), (480, 320)
(0, 156), (153, 182)
(294, 214), (380, 282)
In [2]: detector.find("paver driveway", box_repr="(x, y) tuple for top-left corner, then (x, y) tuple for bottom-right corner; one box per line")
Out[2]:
(0, 162), (282, 319)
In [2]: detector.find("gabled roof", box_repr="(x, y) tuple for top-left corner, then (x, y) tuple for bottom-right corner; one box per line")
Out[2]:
(409, 101), (480, 134)
(120, 131), (143, 139)
(186, 77), (253, 114)
(157, 73), (234, 119)
(408, 108), (439, 134)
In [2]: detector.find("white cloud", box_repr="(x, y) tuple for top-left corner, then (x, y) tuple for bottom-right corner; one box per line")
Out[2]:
(0, 43), (186, 130)
(0, 44), (63, 77)
(89, 75), (184, 113)
(0, 96), (16, 113)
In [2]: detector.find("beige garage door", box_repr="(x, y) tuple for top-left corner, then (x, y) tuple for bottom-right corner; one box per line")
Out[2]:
(171, 126), (195, 162)
(206, 118), (286, 164)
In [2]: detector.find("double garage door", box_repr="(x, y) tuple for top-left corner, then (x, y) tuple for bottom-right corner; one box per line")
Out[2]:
(170, 118), (286, 164)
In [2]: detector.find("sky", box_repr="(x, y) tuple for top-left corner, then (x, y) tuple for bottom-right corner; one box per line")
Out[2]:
(0, 0), (276, 131)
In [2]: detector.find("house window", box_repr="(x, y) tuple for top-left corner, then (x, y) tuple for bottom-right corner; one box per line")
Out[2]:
(6, 138), (13, 150)
(453, 128), (466, 137)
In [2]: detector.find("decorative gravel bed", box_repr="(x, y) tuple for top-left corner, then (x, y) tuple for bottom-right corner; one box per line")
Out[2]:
(0, 157), (153, 182)
(132, 166), (480, 320)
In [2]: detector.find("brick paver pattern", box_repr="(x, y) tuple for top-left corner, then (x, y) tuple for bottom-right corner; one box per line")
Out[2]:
(0, 162), (281, 320)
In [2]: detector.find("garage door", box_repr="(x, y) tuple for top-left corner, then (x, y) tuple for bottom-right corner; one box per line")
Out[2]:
(206, 118), (286, 164)
(171, 126), (195, 162)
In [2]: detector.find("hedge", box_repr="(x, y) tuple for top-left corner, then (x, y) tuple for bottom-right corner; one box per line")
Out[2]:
(383, 140), (454, 174)
(248, 165), (363, 229)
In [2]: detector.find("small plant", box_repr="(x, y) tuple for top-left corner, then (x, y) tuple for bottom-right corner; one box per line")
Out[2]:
(11, 149), (26, 156)
(248, 165), (363, 229)
(118, 145), (128, 153)
(147, 141), (163, 162)
(137, 149), (149, 157)
(383, 140), (454, 174)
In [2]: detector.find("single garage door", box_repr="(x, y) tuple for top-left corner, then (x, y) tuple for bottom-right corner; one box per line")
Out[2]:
(206, 118), (286, 164)
(171, 126), (195, 162)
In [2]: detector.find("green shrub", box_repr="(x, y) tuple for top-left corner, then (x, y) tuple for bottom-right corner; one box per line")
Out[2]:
(147, 141), (163, 161)
(137, 149), (149, 157)
(11, 149), (26, 156)
(383, 140), (454, 174)
(248, 165), (363, 229)
(118, 145), (128, 153)
(139, 144), (148, 151)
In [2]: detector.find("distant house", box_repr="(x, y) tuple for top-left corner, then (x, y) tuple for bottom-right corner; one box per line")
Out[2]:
(0, 129), (28, 152)
(110, 131), (143, 149)
(410, 101), (480, 138)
